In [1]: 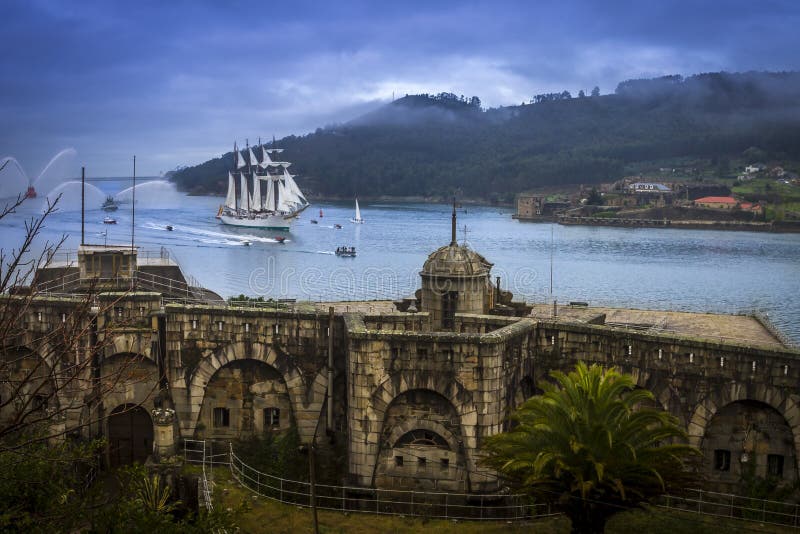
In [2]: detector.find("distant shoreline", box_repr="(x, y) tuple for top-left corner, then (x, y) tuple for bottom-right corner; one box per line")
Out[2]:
(189, 189), (514, 208)
(515, 215), (800, 233)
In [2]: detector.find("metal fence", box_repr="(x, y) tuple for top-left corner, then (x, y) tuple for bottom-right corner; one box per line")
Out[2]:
(658, 489), (800, 528)
(183, 439), (800, 528)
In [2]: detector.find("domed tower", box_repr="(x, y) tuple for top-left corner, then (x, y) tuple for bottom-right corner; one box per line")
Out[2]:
(419, 202), (493, 330)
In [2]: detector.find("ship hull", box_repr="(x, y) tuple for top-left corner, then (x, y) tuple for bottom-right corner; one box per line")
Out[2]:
(220, 213), (292, 230)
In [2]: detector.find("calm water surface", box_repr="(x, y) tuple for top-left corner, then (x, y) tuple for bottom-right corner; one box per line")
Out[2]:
(1, 180), (798, 343)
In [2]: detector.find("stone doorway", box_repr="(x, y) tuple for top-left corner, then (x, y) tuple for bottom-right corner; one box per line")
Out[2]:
(108, 404), (153, 467)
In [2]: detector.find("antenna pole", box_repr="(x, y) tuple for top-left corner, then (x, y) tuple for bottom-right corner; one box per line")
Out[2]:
(550, 224), (554, 295)
(450, 197), (457, 246)
(81, 167), (85, 245)
(131, 155), (136, 251)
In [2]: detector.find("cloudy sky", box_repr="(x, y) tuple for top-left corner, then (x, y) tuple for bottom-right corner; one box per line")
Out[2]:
(2, 0), (800, 178)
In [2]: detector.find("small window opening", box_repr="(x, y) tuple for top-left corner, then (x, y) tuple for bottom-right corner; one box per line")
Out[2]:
(713, 449), (731, 471)
(213, 407), (230, 427)
(768, 454), (784, 478)
(264, 407), (280, 428)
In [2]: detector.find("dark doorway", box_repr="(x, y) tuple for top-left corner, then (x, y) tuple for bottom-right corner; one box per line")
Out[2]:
(442, 291), (458, 329)
(108, 404), (153, 467)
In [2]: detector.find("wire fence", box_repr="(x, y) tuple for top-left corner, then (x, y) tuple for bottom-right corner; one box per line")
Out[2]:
(183, 439), (800, 528)
(657, 489), (800, 528)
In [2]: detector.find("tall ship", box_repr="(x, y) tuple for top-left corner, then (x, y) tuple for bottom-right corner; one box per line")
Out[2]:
(219, 141), (309, 230)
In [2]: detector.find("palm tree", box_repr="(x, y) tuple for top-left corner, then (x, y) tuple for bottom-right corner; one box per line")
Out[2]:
(482, 362), (699, 533)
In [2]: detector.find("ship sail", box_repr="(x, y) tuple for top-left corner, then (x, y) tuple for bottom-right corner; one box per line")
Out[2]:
(350, 197), (364, 224)
(249, 147), (259, 168)
(282, 169), (308, 206)
(237, 149), (247, 169)
(264, 176), (275, 211)
(276, 179), (294, 212)
(251, 173), (262, 211)
(225, 172), (236, 209)
(260, 147), (272, 169)
(239, 172), (249, 210)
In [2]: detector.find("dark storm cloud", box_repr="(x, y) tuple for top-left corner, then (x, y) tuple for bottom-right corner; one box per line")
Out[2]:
(1, 0), (799, 176)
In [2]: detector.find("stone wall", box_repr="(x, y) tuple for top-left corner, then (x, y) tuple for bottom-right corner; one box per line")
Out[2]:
(8, 293), (800, 494)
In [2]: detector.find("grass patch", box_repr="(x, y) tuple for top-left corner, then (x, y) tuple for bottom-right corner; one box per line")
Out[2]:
(210, 470), (793, 534)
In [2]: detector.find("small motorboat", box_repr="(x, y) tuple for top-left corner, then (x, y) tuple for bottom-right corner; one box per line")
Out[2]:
(310, 219), (318, 224)
(166, 225), (173, 231)
(103, 216), (117, 224)
(334, 224), (342, 229)
(275, 236), (286, 244)
(335, 246), (357, 257)
(242, 241), (252, 247)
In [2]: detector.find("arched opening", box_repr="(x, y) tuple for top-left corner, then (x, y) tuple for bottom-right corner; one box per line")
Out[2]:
(374, 389), (467, 491)
(702, 400), (797, 492)
(108, 404), (153, 467)
(196, 359), (292, 440)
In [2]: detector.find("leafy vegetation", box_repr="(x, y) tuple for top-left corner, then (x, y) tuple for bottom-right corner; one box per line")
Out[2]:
(481, 363), (699, 534)
(172, 71), (800, 201)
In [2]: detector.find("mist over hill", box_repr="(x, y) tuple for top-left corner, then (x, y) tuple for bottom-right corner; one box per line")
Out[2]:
(171, 71), (800, 201)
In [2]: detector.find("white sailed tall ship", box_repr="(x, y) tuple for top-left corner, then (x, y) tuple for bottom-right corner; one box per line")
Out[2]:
(219, 141), (309, 230)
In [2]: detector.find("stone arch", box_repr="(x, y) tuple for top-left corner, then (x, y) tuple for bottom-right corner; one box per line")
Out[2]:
(368, 372), (480, 484)
(104, 332), (154, 362)
(187, 342), (327, 443)
(100, 352), (159, 415)
(373, 388), (469, 491)
(699, 399), (798, 488)
(196, 358), (293, 440)
(370, 372), (478, 441)
(688, 385), (800, 483)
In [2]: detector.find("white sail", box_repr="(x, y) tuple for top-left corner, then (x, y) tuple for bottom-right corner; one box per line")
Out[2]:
(260, 147), (272, 169)
(276, 179), (293, 212)
(225, 172), (237, 209)
(264, 177), (275, 211)
(251, 173), (262, 211)
(351, 197), (364, 223)
(237, 149), (247, 169)
(240, 172), (249, 210)
(282, 169), (308, 205)
(249, 147), (259, 168)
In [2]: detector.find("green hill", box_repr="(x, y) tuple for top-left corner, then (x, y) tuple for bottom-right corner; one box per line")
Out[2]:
(171, 71), (800, 201)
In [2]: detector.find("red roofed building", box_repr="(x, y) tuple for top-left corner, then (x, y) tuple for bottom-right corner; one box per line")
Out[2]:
(694, 196), (761, 213)
(695, 196), (737, 208)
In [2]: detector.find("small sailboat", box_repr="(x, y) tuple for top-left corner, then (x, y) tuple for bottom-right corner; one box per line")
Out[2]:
(350, 198), (364, 224)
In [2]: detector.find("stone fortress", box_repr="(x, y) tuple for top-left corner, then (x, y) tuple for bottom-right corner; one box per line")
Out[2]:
(6, 204), (800, 495)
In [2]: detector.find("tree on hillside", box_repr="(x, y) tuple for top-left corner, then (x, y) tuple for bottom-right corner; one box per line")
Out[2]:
(591, 86), (600, 97)
(482, 363), (699, 534)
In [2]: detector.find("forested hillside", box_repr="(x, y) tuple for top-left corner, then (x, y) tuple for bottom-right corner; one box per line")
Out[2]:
(171, 71), (800, 201)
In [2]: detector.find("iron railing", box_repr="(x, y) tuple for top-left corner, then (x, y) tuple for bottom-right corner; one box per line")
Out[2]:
(183, 439), (800, 528)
